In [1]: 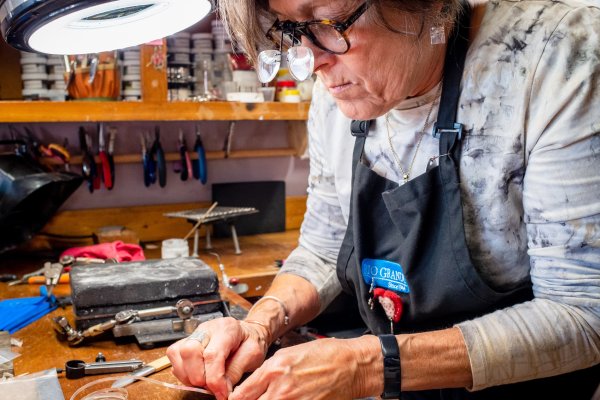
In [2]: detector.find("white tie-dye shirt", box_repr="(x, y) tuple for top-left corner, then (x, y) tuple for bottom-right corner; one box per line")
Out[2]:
(280, 0), (600, 390)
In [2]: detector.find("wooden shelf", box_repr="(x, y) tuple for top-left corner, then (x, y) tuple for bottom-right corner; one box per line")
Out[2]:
(0, 100), (310, 123)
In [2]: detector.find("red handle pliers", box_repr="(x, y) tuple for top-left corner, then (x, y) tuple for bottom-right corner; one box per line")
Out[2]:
(98, 123), (113, 190)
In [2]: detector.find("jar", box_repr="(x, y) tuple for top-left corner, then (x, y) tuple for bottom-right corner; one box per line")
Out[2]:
(275, 80), (296, 101)
(161, 238), (189, 259)
(281, 88), (301, 103)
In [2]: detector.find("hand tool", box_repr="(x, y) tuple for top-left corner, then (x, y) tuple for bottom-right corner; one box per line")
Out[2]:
(91, 129), (101, 190)
(145, 131), (157, 185)
(111, 355), (171, 388)
(98, 123), (113, 190)
(223, 121), (236, 159)
(28, 273), (69, 285)
(38, 143), (70, 165)
(151, 126), (167, 187)
(194, 125), (207, 184)
(178, 129), (189, 181)
(140, 132), (153, 187)
(79, 127), (97, 193)
(8, 267), (46, 286)
(7, 256), (96, 286)
(65, 358), (144, 379)
(88, 55), (99, 84)
(44, 256), (74, 298)
(0, 274), (17, 282)
(43, 262), (64, 299)
(107, 127), (116, 190)
(64, 55), (74, 87)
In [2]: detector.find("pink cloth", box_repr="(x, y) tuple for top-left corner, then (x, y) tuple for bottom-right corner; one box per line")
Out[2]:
(61, 241), (145, 262)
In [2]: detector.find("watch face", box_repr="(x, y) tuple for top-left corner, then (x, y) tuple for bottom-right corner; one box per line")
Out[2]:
(1, 0), (212, 54)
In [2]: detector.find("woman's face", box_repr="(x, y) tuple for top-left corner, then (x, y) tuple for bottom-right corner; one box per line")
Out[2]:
(268, 0), (446, 120)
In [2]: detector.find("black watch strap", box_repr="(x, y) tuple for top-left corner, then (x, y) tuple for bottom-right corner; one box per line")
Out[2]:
(379, 334), (401, 399)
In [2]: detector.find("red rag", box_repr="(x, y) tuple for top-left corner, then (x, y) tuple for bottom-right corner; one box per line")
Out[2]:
(60, 241), (145, 262)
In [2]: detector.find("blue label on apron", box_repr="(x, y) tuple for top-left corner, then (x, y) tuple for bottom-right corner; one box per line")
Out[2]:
(361, 258), (410, 293)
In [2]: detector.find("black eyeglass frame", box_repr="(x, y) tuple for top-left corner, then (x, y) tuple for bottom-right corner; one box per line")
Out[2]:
(265, 2), (370, 55)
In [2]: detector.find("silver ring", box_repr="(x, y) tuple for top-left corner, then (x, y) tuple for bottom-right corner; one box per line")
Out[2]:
(186, 329), (209, 346)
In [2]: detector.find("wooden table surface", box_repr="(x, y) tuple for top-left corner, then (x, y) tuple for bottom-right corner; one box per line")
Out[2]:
(0, 230), (300, 400)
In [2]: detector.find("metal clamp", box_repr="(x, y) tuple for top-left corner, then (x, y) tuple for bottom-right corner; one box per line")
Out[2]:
(433, 122), (463, 140)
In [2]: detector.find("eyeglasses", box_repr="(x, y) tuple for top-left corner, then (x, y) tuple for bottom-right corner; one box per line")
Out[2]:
(256, 2), (370, 83)
(267, 2), (370, 55)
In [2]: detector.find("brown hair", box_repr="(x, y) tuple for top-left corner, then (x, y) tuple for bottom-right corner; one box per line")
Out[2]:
(217, 0), (463, 62)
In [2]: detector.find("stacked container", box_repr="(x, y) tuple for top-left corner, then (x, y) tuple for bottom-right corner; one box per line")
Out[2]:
(121, 47), (142, 101)
(20, 52), (67, 101)
(167, 32), (193, 101)
(46, 55), (67, 100)
(20, 52), (48, 100)
(211, 19), (233, 94)
(191, 32), (213, 99)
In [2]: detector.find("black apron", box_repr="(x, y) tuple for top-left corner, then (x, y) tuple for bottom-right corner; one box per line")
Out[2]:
(335, 8), (600, 400)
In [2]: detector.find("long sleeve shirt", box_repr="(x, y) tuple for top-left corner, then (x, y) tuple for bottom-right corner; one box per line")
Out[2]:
(280, 0), (600, 390)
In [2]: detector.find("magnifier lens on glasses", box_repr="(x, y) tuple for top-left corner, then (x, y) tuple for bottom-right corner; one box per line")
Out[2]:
(257, 46), (314, 83)
(257, 49), (281, 83)
(287, 46), (314, 81)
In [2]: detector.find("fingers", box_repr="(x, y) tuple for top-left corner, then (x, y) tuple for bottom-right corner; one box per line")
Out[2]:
(167, 339), (204, 386)
(166, 339), (192, 386)
(166, 317), (270, 400)
(180, 334), (210, 387)
(201, 331), (233, 400)
(229, 362), (269, 400)
(225, 336), (268, 385)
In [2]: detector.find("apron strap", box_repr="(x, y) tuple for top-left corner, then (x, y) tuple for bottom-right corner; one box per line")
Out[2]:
(434, 6), (472, 158)
(350, 119), (371, 175)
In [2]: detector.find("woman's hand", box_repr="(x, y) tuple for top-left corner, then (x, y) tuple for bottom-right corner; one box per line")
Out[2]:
(229, 336), (382, 400)
(166, 317), (271, 400)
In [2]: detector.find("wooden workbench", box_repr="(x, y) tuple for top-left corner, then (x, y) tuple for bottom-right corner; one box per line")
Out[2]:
(0, 230), (300, 399)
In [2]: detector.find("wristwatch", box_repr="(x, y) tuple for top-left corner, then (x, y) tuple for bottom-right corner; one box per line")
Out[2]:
(379, 334), (401, 399)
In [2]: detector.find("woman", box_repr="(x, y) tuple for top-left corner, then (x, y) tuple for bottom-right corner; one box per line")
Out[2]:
(167, 0), (600, 399)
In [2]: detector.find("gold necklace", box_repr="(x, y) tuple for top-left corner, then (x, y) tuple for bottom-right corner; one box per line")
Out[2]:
(385, 85), (442, 183)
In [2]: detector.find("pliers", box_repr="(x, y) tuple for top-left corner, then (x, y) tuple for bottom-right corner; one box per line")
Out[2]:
(194, 126), (207, 185)
(107, 127), (116, 190)
(178, 129), (193, 181)
(151, 126), (167, 188)
(98, 123), (113, 190)
(79, 127), (97, 193)
(140, 132), (155, 187)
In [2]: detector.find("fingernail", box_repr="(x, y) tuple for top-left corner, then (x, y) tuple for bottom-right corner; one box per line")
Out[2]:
(226, 377), (233, 393)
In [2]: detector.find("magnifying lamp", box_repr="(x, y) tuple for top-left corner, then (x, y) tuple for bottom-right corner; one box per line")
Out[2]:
(0, 0), (213, 54)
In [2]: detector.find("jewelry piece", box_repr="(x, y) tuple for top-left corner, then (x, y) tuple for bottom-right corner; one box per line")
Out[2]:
(385, 85), (442, 183)
(430, 25), (446, 45)
(186, 329), (209, 346)
(426, 152), (450, 172)
(243, 320), (273, 346)
(250, 295), (289, 326)
(368, 278), (376, 310)
(372, 288), (403, 334)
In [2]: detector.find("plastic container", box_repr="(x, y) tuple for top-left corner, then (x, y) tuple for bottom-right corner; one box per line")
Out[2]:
(281, 88), (301, 103)
(161, 238), (189, 259)
(259, 86), (276, 102)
